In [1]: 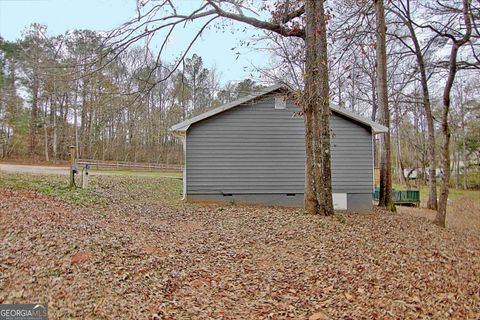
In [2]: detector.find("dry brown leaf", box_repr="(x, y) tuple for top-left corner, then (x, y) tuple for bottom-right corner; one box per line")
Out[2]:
(71, 252), (92, 264)
(309, 311), (330, 320)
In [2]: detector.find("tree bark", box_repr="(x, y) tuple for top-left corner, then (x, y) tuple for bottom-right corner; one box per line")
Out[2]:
(419, 60), (438, 209)
(304, 0), (320, 213)
(457, 144), (461, 189)
(29, 74), (39, 158)
(73, 78), (80, 159)
(435, 0), (472, 227)
(375, 0), (395, 212)
(460, 93), (467, 189)
(303, 0), (334, 215)
(304, 101), (317, 213)
(371, 75), (377, 122)
(405, 18), (438, 209)
(51, 83), (57, 163)
(436, 44), (458, 227)
(43, 101), (49, 162)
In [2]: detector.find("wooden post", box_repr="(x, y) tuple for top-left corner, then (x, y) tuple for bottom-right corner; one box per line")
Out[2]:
(69, 146), (76, 188)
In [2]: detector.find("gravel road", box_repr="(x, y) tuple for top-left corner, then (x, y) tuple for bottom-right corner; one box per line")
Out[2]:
(0, 164), (69, 175)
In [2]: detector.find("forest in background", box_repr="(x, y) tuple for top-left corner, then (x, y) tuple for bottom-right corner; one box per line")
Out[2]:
(0, 0), (479, 190)
(0, 25), (265, 165)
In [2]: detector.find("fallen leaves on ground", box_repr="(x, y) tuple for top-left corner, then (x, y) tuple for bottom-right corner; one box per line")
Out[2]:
(0, 176), (479, 319)
(398, 192), (480, 232)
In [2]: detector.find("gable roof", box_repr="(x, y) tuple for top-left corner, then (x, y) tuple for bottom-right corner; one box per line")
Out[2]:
(170, 84), (388, 133)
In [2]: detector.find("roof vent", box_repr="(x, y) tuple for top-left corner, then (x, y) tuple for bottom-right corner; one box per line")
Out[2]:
(275, 95), (286, 110)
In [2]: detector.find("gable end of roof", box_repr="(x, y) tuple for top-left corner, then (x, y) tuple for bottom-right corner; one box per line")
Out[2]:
(170, 84), (388, 134)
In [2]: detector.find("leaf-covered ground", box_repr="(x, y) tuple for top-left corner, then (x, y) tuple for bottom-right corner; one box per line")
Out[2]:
(0, 174), (479, 319)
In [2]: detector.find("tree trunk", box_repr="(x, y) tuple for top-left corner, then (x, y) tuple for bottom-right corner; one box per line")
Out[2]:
(29, 76), (39, 158)
(460, 96), (468, 189)
(375, 0), (395, 212)
(304, 0), (319, 213)
(409, 27), (437, 210)
(371, 75), (377, 122)
(59, 94), (66, 160)
(304, 98), (317, 213)
(436, 55), (455, 226)
(452, 135), (460, 189)
(303, 0), (334, 215)
(74, 79), (80, 159)
(436, 0), (472, 227)
(436, 44), (459, 227)
(51, 90), (57, 163)
(43, 102), (49, 162)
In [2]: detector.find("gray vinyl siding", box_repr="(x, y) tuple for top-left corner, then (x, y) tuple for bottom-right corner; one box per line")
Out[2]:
(186, 94), (373, 196)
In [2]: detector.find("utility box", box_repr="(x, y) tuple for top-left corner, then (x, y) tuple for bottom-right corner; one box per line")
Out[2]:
(69, 146), (77, 188)
(82, 164), (90, 189)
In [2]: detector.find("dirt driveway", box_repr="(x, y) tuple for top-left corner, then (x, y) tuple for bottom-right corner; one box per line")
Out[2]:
(0, 175), (479, 319)
(0, 164), (70, 175)
(0, 163), (180, 179)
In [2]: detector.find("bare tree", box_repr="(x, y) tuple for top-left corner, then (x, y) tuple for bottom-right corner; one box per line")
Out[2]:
(375, 0), (395, 211)
(417, 0), (474, 227)
(390, 0), (439, 210)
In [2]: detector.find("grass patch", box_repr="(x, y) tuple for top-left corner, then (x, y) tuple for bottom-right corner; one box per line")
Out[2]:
(48, 269), (62, 277)
(0, 171), (186, 209)
(446, 188), (480, 201)
(92, 175), (185, 208)
(334, 213), (350, 225)
(393, 183), (480, 202)
(0, 171), (104, 207)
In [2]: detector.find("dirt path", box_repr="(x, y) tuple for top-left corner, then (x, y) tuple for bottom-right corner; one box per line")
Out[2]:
(0, 164), (69, 175)
(0, 164), (180, 178)
(1, 181), (479, 319)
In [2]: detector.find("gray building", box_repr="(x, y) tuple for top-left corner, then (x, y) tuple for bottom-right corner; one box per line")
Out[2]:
(171, 84), (387, 211)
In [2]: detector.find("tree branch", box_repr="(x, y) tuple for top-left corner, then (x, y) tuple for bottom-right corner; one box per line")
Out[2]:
(206, 0), (305, 39)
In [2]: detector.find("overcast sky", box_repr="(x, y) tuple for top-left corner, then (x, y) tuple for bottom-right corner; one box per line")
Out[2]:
(0, 0), (270, 84)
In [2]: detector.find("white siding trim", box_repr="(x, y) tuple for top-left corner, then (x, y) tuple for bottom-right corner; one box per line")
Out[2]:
(182, 135), (187, 199)
(372, 133), (375, 191)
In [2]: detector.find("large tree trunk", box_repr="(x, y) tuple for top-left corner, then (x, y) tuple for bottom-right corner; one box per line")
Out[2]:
(421, 68), (438, 210)
(303, 0), (334, 215)
(436, 44), (460, 227)
(436, 0), (472, 227)
(406, 22), (438, 209)
(375, 0), (395, 212)
(304, 96), (317, 213)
